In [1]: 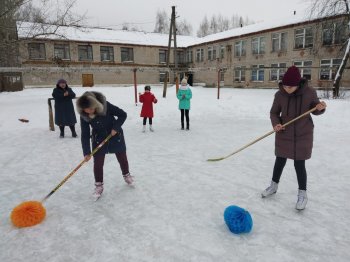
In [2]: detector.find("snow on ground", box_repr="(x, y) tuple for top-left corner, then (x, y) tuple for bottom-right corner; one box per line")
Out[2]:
(0, 86), (349, 262)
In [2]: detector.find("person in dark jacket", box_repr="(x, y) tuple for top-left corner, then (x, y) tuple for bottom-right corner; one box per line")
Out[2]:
(76, 91), (133, 198)
(262, 66), (327, 210)
(52, 79), (77, 138)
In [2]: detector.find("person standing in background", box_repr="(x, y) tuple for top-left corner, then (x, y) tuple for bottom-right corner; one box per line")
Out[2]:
(52, 79), (77, 138)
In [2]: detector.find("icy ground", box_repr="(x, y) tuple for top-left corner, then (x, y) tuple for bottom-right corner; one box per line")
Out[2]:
(0, 86), (349, 262)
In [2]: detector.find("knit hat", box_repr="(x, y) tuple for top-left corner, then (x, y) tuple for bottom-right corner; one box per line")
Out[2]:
(181, 78), (187, 85)
(57, 79), (67, 85)
(282, 66), (301, 87)
(145, 85), (151, 91)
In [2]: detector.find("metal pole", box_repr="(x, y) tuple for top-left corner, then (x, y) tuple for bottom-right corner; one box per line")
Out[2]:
(133, 68), (138, 105)
(217, 69), (221, 100)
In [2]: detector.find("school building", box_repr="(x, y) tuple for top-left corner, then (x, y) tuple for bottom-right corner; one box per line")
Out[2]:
(15, 14), (350, 88)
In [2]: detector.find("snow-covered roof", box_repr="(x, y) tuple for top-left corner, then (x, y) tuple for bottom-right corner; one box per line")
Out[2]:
(189, 14), (322, 46)
(17, 14), (340, 48)
(16, 21), (198, 48)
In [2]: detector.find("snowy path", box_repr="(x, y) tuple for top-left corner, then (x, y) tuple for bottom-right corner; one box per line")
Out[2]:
(1, 86), (349, 262)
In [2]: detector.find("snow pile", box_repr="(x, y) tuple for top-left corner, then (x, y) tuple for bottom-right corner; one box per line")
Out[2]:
(0, 86), (350, 262)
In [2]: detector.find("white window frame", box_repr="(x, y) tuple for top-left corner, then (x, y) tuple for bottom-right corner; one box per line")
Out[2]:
(251, 65), (265, 82)
(234, 66), (246, 82)
(28, 43), (46, 60)
(121, 47), (134, 63)
(220, 45), (225, 59)
(54, 43), (70, 60)
(196, 48), (204, 62)
(208, 46), (213, 61)
(322, 22), (347, 46)
(78, 45), (93, 61)
(294, 27), (313, 49)
(159, 49), (167, 64)
(235, 40), (246, 57)
(186, 50), (193, 63)
(100, 46), (114, 62)
(319, 58), (342, 80)
(252, 37), (266, 55)
(293, 61), (312, 80)
(272, 32), (287, 52)
(270, 63), (287, 81)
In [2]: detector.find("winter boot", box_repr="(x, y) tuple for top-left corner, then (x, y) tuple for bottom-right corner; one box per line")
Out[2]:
(296, 190), (308, 210)
(181, 122), (185, 130)
(142, 125), (146, 133)
(123, 173), (134, 185)
(93, 182), (104, 199)
(186, 123), (190, 131)
(261, 181), (278, 198)
(70, 125), (78, 138)
(59, 126), (65, 138)
(149, 125), (154, 132)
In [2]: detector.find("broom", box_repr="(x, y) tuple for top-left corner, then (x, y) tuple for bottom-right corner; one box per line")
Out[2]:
(207, 107), (317, 162)
(10, 134), (113, 228)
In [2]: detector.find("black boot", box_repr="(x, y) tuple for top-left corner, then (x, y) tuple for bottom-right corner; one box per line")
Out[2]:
(186, 123), (190, 131)
(59, 126), (65, 138)
(181, 122), (185, 130)
(70, 125), (78, 138)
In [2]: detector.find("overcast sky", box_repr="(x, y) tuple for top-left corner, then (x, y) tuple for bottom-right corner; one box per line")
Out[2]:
(71, 0), (310, 34)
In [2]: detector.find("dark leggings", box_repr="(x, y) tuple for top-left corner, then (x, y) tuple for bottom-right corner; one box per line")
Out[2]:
(59, 125), (76, 134)
(272, 157), (307, 190)
(180, 109), (189, 128)
(93, 152), (130, 183)
(143, 117), (153, 125)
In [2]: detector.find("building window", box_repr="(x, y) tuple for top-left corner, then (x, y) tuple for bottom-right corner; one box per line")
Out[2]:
(186, 50), (193, 63)
(220, 71), (225, 82)
(28, 43), (46, 60)
(294, 61), (312, 80)
(252, 37), (265, 55)
(100, 46), (114, 62)
(320, 59), (342, 80)
(272, 32), (287, 52)
(196, 48), (204, 62)
(234, 40), (246, 57)
(177, 51), (185, 64)
(251, 65), (265, 81)
(294, 27), (313, 49)
(54, 44), (70, 60)
(234, 66), (246, 82)
(220, 45), (225, 59)
(159, 49), (167, 64)
(270, 63), (286, 81)
(159, 72), (169, 83)
(322, 22), (347, 46)
(78, 45), (93, 61)
(207, 46), (217, 61)
(121, 47), (134, 62)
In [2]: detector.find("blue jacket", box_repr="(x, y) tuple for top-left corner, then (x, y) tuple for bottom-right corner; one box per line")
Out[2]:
(77, 92), (127, 156)
(177, 86), (192, 110)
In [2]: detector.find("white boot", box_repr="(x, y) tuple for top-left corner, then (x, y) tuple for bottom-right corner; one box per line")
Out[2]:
(93, 182), (104, 199)
(142, 125), (146, 133)
(149, 125), (154, 132)
(296, 190), (308, 210)
(123, 173), (134, 185)
(261, 181), (278, 198)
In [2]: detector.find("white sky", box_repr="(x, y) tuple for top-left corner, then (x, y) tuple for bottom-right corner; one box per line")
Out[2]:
(71, 0), (310, 34)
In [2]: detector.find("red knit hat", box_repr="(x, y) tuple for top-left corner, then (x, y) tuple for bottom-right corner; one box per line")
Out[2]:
(282, 66), (301, 87)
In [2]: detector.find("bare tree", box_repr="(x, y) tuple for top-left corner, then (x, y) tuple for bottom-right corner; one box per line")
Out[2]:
(309, 0), (350, 98)
(154, 9), (169, 34)
(197, 15), (210, 37)
(177, 19), (193, 36)
(0, 0), (85, 67)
